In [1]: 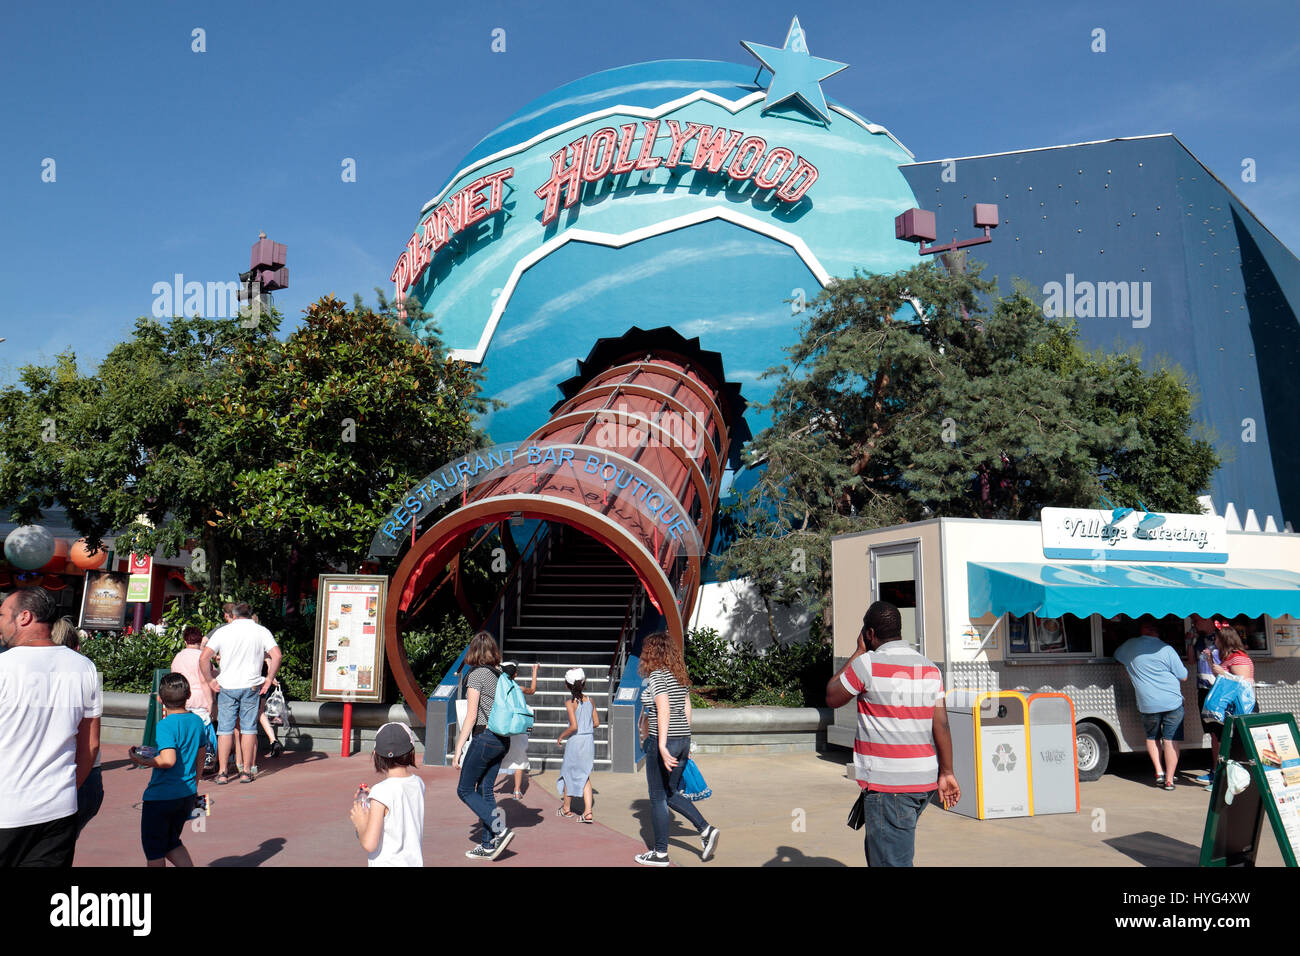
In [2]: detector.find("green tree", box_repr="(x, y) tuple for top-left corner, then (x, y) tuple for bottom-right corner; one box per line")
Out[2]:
(0, 312), (272, 589)
(0, 294), (489, 608)
(719, 262), (1219, 623)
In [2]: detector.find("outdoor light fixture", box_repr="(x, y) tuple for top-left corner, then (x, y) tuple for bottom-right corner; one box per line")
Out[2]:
(894, 203), (999, 257)
(1099, 495), (1134, 527)
(1136, 501), (1166, 532)
(239, 231), (288, 309)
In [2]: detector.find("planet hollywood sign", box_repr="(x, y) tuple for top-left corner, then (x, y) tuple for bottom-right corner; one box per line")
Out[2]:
(391, 119), (820, 300)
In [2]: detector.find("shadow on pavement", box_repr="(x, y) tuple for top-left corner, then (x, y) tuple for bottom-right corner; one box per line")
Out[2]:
(762, 845), (847, 867)
(209, 837), (287, 867)
(1104, 831), (1200, 867)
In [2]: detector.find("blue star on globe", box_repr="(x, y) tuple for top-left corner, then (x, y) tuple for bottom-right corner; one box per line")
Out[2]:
(741, 17), (848, 125)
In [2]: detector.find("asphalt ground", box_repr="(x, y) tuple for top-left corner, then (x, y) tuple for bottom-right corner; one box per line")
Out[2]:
(71, 743), (1283, 868)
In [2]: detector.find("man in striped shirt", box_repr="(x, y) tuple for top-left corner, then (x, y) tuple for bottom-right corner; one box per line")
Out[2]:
(826, 601), (960, 866)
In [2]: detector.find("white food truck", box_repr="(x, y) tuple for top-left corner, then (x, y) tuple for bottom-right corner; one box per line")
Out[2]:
(829, 509), (1300, 779)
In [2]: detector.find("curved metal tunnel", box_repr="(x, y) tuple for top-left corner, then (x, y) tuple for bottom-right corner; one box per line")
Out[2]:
(383, 327), (746, 714)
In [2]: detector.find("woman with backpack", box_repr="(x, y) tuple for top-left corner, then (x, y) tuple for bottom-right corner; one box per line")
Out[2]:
(453, 631), (516, 861)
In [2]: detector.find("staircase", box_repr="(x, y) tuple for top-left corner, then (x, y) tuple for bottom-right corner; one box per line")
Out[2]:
(451, 531), (643, 772)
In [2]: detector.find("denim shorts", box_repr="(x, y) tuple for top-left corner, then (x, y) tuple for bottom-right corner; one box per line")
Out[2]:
(217, 685), (260, 735)
(862, 790), (930, 867)
(1141, 705), (1185, 741)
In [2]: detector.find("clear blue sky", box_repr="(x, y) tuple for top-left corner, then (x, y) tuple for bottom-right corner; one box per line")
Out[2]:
(2, 0), (1297, 382)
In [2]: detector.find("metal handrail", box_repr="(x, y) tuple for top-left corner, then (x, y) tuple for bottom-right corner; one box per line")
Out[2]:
(609, 588), (645, 691)
(480, 520), (552, 650)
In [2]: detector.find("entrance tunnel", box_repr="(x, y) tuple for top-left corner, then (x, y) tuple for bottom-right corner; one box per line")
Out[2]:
(381, 327), (747, 718)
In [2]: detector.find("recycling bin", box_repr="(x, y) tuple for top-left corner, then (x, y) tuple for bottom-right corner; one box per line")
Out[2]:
(947, 690), (1031, 819)
(1026, 693), (1080, 815)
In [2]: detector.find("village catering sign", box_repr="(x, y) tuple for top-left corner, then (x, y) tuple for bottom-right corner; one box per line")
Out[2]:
(1041, 507), (1229, 564)
(390, 120), (819, 300)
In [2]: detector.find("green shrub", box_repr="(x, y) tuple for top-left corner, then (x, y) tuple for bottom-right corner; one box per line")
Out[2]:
(404, 616), (474, 693)
(684, 622), (831, 707)
(81, 627), (183, 694)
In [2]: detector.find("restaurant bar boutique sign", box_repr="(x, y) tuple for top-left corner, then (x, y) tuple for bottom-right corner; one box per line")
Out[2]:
(1041, 508), (1229, 563)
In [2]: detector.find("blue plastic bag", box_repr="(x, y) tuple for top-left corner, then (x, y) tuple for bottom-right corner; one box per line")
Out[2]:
(1202, 673), (1255, 723)
(679, 757), (711, 801)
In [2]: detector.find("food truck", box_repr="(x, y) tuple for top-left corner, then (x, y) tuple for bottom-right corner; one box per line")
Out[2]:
(829, 510), (1300, 779)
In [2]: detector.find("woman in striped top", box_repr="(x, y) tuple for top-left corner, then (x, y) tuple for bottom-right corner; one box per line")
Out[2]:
(635, 631), (719, 866)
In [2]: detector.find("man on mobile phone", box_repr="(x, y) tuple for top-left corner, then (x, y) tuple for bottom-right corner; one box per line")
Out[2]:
(826, 600), (960, 867)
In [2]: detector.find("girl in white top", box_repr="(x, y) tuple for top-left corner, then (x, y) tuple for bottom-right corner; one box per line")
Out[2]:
(350, 722), (426, 866)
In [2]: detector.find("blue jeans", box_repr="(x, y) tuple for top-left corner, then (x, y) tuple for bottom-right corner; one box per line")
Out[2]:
(75, 766), (104, 838)
(457, 731), (509, 847)
(217, 686), (260, 735)
(862, 790), (930, 867)
(645, 736), (708, 854)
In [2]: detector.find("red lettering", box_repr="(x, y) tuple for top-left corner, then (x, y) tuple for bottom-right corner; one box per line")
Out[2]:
(664, 121), (704, 168)
(634, 121), (662, 171)
(776, 157), (819, 201)
(754, 147), (795, 189)
(690, 126), (742, 173)
(535, 136), (588, 225)
(390, 250), (410, 295)
(462, 177), (490, 227)
(433, 192), (465, 246)
(582, 127), (618, 183)
(483, 167), (514, 212)
(612, 124), (638, 174)
(727, 137), (767, 180)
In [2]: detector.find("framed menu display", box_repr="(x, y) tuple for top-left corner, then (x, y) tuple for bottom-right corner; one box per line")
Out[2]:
(1199, 712), (1300, 867)
(311, 575), (387, 703)
(78, 570), (130, 630)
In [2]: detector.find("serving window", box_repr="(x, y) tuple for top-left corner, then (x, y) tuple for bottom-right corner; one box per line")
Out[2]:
(1006, 613), (1095, 657)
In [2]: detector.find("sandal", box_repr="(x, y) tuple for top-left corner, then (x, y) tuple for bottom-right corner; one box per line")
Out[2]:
(557, 808), (576, 818)
(239, 772), (254, 784)
(513, 791), (523, 800)
(582, 812), (594, 824)
(215, 773), (231, 785)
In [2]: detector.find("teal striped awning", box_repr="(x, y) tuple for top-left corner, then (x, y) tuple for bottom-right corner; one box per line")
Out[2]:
(967, 563), (1300, 620)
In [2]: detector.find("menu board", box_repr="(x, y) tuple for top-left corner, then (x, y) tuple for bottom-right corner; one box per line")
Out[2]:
(311, 575), (387, 703)
(78, 570), (129, 630)
(1250, 722), (1300, 858)
(1199, 713), (1300, 867)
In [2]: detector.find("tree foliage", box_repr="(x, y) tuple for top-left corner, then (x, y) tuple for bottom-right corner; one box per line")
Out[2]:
(0, 294), (488, 604)
(719, 262), (1219, 617)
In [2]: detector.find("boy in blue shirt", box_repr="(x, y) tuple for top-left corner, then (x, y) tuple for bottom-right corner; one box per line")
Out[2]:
(129, 672), (205, 866)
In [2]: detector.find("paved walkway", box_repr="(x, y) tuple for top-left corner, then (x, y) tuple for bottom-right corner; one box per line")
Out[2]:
(73, 745), (1284, 867)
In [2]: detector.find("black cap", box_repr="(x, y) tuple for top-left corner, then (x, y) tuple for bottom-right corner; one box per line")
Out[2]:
(374, 722), (416, 758)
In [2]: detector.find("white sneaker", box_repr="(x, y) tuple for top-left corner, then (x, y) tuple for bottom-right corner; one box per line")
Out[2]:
(700, 825), (720, 861)
(634, 850), (670, 867)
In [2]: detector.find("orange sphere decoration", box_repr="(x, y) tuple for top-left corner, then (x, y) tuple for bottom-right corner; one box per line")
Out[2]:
(69, 539), (108, 571)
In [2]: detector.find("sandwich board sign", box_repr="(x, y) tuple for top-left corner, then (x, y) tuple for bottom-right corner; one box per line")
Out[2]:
(1199, 712), (1300, 867)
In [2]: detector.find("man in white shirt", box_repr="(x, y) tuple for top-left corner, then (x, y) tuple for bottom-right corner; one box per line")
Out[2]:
(0, 587), (102, 866)
(200, 602), (281, 783)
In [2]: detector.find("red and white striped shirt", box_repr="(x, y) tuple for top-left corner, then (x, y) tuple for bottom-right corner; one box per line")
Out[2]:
(840, 641), (944, 793)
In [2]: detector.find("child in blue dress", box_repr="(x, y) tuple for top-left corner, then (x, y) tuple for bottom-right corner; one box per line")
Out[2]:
(556, 668), (599, 823)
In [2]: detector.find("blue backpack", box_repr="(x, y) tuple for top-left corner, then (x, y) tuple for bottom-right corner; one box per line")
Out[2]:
(487, 670), (535, 736)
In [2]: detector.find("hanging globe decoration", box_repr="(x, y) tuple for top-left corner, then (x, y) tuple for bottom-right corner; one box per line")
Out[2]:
(70, 538), (109, 571)
(4, 525), (56, 571)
